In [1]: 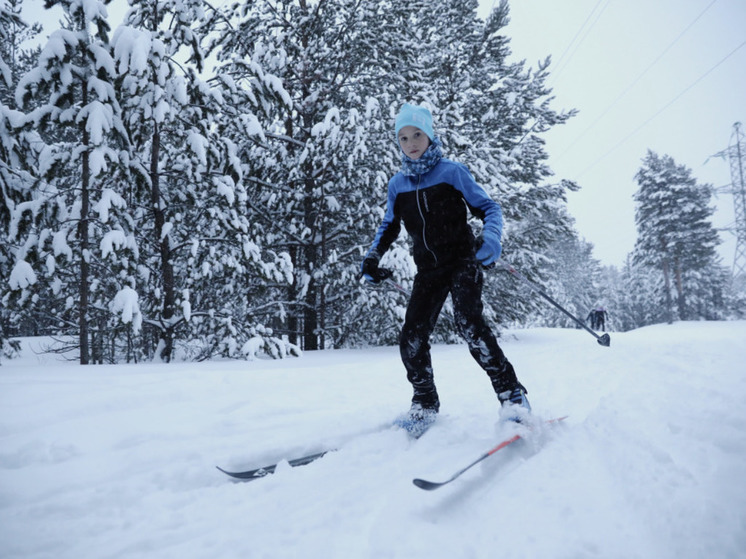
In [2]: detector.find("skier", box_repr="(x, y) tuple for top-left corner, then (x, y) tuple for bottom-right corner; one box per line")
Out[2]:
(360, 103), (530, 434)
(595, 306), (608, 331)
(586, 306), (608, 331)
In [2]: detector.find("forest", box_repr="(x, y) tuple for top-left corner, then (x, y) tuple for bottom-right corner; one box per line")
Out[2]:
(1, 0), (743, 364)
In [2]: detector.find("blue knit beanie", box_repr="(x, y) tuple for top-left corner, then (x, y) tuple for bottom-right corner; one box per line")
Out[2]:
(395, 103), (434, 141)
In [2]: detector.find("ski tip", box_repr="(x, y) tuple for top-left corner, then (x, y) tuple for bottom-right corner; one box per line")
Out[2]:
(216, 465), (269, 480)
(597, 333), (611, 347)
(412, 478), (443, 491)
(216, 465), (245, 479)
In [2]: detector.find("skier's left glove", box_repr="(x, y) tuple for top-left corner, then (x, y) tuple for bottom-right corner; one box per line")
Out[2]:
(359, 252), (393, 285)
(476, 230), (502, 267)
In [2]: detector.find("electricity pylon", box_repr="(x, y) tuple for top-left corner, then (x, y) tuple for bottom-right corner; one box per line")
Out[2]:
(712, 122), (746, 279)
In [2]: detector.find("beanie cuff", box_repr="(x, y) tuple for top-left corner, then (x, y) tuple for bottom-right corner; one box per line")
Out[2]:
(395, 104), (434, 141)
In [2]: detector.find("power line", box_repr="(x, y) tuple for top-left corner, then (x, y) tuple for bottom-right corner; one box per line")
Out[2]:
(555, 0), (718, 162)
(549, 0), (610, 85)
(573, 39), (746, 180)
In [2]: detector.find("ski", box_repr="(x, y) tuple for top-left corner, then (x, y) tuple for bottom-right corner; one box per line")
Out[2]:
(412, 416), (567, 491)
(217, 449), (333, 480)
(217, 421), (395, 481)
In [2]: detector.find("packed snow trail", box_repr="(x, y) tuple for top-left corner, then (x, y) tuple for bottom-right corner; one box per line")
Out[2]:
(1, 322), (745, 559)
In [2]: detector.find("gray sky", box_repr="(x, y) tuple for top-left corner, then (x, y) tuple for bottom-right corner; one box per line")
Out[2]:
(478, 0), (746, 269)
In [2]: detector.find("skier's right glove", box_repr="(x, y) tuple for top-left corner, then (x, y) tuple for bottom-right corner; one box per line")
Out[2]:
(359, 252), (393, 285)
(476, 230), (502, 267)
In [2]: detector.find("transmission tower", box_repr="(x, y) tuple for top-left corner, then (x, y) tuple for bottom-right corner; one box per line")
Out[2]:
(712, 122), (746, 279)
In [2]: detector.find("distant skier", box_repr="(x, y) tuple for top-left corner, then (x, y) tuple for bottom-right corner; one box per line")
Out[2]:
(595, 307), (608, 331)
(587, 306), (608, 331)
(360, 103), (530, 435)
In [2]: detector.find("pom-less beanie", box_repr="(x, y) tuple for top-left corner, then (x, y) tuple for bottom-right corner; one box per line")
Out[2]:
(395, 104), (434, 141)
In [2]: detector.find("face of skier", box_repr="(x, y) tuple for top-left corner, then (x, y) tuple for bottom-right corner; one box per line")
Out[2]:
(397, 125), (430, 160)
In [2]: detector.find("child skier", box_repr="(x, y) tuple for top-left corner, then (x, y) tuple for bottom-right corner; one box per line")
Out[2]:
(361, 103), (530, 434)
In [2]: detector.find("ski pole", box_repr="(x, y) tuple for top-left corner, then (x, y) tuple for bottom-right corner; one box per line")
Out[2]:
(384, 277), (411, 297)
(359, 270), (410, 296)
(498, 260), (611, 347)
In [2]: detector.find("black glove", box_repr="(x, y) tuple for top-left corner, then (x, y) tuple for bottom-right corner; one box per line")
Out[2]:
(360, 253), (393, 285)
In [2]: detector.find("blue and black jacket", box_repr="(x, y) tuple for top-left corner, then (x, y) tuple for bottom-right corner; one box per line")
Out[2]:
(367, 159), (503, 271)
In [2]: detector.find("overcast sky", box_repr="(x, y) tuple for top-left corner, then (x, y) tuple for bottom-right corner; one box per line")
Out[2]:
(478, 0), (746, 269)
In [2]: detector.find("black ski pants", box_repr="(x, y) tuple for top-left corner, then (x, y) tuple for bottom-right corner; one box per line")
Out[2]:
(399, 259), (520, 409)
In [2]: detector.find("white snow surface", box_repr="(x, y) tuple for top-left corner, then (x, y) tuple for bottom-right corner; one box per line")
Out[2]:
(1, 322), (745, 559)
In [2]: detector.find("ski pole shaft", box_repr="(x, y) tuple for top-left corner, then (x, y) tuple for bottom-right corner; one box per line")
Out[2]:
(384, 277), (411, 297)
(499, 260), (611, 347)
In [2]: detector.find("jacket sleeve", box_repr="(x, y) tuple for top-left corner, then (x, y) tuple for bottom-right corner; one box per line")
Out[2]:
(452, 163), (503, 238)
(366, 177), (401, 258)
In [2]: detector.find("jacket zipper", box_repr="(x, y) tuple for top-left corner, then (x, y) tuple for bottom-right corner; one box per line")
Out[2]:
(416, 175), (438, 265)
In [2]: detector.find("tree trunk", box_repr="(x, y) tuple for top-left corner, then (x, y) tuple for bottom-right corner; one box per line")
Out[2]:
(303, 175), (318, 350)
(79, 82), (90, 365)
(674, 257), (686, 320)
(298, 9), (320, 351)
(658, 236), (673, 324)
(150, 122), (175, 361)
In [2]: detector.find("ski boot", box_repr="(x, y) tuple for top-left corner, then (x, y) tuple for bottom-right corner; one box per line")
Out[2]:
(498, 385), (531, 423)
(395, 402), (439, 438)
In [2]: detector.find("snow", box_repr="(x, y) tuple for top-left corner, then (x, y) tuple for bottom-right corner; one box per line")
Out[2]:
(7, 260), (37, 289)
(99, 229), (126, 257)
(72, 0), (108, 26)
(0, 55), (10, 87)
(109, 286), (142, 332)
(52, 229), (73, 260)
(93, 188), (126, 224)
(187, 131), (208, 166)
(1, 321), (745, 559)
(112, 26), (152, 76)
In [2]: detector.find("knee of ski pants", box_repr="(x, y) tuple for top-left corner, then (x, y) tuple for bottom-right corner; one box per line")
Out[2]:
(452, 305), (491, 343)
(399, 324), (431, 363)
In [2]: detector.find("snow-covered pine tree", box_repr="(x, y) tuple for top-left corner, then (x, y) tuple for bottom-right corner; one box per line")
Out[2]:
(12, 0), (133, 364)
(595, 264), (624, 331)
(0, 0), (39, 360)
(632, 150), (725, 322)
(468, 3), (578, 329)
(113, 0), (208, 362)
(538, 222), (603, 329)
(603, 256), (662, 331)
(0, 0), (42, 107)
(113, 0), (295, 361)
(211, 0), (409, 350)
(679, 265), (730, 320)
